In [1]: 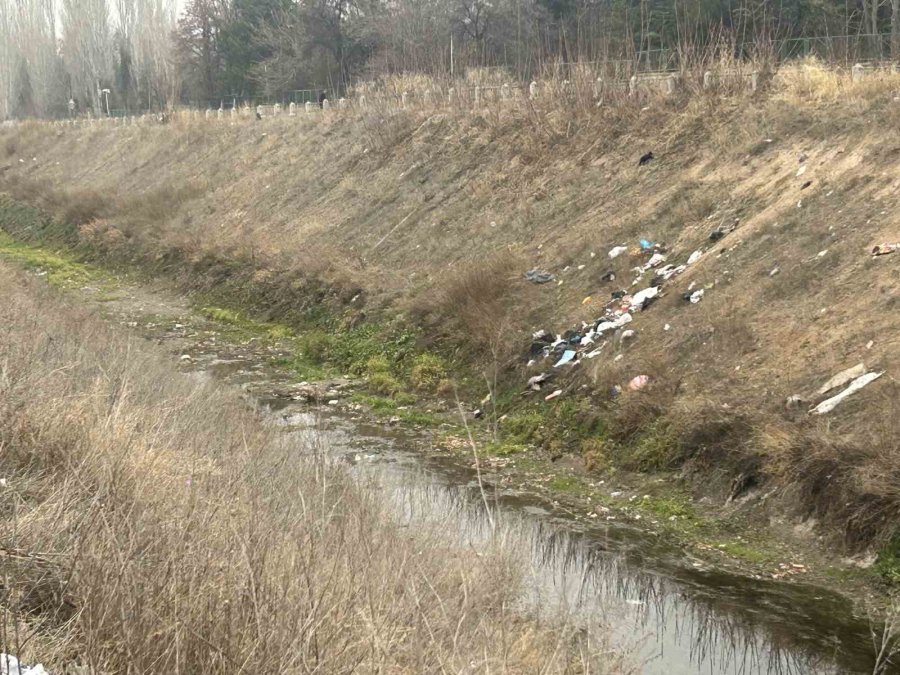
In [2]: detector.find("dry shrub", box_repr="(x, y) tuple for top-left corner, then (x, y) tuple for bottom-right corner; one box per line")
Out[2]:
(0, 264), (611, 673)
(756, 380), (900, 547)
(425, 250), (533, 364)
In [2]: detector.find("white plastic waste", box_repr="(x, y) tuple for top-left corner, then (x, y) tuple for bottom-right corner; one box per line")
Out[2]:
(816, 363), (866, 396)
(810, 372), (883, 415)
(0, 655), (49, 675)
(595, 313), (633, 334)
(687, 249), (703, 265)
(689, 289), (705, 303)
(630, 286), (659, 309)
(608, 246), (628, 259)
(644, 253), (666, 270)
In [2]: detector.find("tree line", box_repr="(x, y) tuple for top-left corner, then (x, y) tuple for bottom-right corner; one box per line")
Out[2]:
(3, 0), (900, 119)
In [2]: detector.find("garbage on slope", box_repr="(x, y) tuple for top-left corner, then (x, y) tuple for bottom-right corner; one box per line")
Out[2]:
(524, 269), (556, 284)
(810, 371), (884, 415)
(0, 655), (49, 675)
(816, 363), (867, 396)
(608, 246), (628, 259)
(872, 243), (900, 256)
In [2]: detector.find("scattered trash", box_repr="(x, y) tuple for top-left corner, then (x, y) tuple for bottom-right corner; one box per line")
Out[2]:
(797, 165), (807, 177)
(630, 286), (659, 310)
(644, 252), (666, 269)
(328, 399), (339, 406)
(816, 363), (867, 396)
(639, 238), (655, 251)
(600, 270), (616, 282)
(639, 151), (654, 166)
(866, 340), (874, 350)
(709, 219), (739, 241)
(553, 350), (577, 368)
(664, 323), (671, 331)
(0, 655), (49, 675)
(524, 269), (556, 284)
(545, 389), (563, 401)
(611, 289), (627, 300)
(810, 371), (884, 415)
(473, 409), (483, 419)
(527, 373), (550, 391)
(613, 354), (624, 362)
(687, 249), (703, 265)
(800, 180), (812, 190)
(769, 266), (780, 277)
(872, 243), (900, 256)
(816, 249), (828, 258)
(585, 346), (605, 359)
(687, 289), (705, 303)
(582, 296), (593, 305)
(628, 375), (650, 390)
(785, 395), (805, 410)
(621, 329), (636, 340)
(179, 354), (192, 361)
(0, 478), (6, 488)
(608, 246), (628, 259)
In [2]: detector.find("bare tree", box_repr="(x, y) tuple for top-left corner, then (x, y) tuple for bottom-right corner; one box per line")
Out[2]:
(61, 0), (113, 115)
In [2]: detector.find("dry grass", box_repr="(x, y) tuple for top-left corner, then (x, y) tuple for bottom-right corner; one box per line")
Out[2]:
(1, 56), (899, 551)
(0, 263), (616, 673)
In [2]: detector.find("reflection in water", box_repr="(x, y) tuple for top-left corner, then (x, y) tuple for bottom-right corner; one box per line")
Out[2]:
(279, 409), (878, 675)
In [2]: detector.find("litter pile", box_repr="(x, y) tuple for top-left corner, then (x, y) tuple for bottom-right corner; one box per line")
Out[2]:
(522, 237), (711, 398)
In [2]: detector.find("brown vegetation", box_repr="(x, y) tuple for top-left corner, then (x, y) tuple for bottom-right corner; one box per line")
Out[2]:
(0, 263), (614, 672)
(1, 61), (899, 549)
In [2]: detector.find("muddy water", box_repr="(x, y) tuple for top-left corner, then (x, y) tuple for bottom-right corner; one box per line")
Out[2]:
(128, 305), (887, 674)
(267, 406), (880, 675)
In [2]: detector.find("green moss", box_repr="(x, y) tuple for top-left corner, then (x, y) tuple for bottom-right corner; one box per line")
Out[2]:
(717, 541), (777, 565)
(0, 230), (114, 290)
(483, 440), (528, 456)
(198, 305), (294, 341)
(548, 475), (589, 495)
(352, 392), (400, 413)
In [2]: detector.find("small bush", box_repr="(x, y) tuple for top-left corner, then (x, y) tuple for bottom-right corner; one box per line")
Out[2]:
(368, 371), (402, 396)
(409, 352), (448, 391)
(299, 330), (335, 362)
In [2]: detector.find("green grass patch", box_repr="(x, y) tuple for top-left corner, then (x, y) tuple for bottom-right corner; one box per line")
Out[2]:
(875, 537), (900, 585)
(716, 540), (778, 565)
(483, 440), (528, 456)
(0, 230), (114, 290)
(198, 305), (294, 341)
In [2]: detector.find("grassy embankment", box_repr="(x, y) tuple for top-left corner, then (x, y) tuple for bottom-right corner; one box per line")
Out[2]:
(0, 257), (621, 672)
(2, 60), (900, 580)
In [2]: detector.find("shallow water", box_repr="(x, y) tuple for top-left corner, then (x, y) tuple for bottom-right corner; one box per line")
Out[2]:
(150, 319), (892, 674)
(270, 406), (887, 674)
